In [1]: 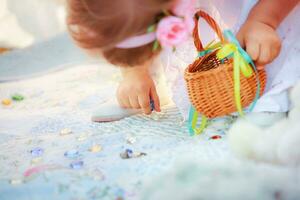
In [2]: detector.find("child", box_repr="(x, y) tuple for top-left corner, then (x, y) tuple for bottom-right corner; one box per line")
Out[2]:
(67, 0), (299, 126)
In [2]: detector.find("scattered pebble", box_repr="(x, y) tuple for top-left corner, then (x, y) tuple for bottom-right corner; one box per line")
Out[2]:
(60, 128), (72, 136)
(133, 152), (147, 158)
(10, 179), (23, 185)
(31, 157), (43, 164)
(126, 136), (136, 144)
(120, 149), (146, 159)
(120, 149), (133, 159)
(30, 147), (44, 157)
(64, 150), (80, 159)
(11, 94), (24, 101)
(77, 133), (88, 141)
(1, 99), (12, 106)
(70, 161), (84, 169)
(210, 135), (222, 140)
(89, 144), (102, 153)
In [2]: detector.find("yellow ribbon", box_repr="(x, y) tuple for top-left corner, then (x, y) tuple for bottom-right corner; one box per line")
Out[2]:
(216, 43), (254, 116)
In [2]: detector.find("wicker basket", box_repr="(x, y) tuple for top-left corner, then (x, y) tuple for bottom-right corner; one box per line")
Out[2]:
(184, 11), (267, 119)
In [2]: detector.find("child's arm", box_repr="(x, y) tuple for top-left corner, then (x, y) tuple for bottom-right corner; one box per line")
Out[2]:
(117, 62), (161, 114)
(247, 0), (299, 29)
(237, 0), (299, 68)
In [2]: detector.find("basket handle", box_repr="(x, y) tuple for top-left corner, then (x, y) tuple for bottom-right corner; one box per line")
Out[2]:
(193, 10), (226, 52)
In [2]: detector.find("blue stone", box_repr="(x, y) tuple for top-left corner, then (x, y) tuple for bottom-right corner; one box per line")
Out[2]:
(120, 149), (133, 159)
(70, 161), (84, 169)
(150, 99), (155, 111)
(64, 150), (79, 159)
(30, 147), (44, 157)
(126, 149), (133, 158)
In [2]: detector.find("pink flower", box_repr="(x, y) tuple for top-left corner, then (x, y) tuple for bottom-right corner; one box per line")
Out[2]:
(172, 0), (196, 17)
(156, 16), (190, 48)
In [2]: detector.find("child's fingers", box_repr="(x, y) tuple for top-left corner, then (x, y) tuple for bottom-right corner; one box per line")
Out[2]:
(122, 97), (131, 108)
(256, 45), (271, 66)
(246, 40), (260, 61)
(256, 65), (265, 70)
(150, 87), (161, 112)
(138, 93), (151, 115)
(270, 42), (281, 61)
(129, 95), (140, 109)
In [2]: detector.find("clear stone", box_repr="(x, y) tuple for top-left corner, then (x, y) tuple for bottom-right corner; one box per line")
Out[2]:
(126, 136), (136, 144)
(70, 161), (84, 169)
(10, 179), (23, 185)
(77, 133), (88, 141)
(30, 147), (44, 157)
(64, 150), (80, 159)
(60, 128), (72, 136)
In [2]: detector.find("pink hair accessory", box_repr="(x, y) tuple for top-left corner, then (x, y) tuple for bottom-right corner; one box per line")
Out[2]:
(115, 0), (196, 49)
(156, 16), (190, 48)
(115, 32), (156, 49)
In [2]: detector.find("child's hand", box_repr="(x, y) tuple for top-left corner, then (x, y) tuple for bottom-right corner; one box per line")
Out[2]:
(237, 20), (282, 69)
(117, 67), (160, 115)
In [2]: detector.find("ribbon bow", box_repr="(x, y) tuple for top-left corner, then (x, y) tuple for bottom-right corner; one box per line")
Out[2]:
(198, 40), (222, 57)
(216, 30), (261, 116)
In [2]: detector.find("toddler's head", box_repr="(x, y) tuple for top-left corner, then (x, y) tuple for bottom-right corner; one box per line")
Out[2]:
(67, 0), (175, 67)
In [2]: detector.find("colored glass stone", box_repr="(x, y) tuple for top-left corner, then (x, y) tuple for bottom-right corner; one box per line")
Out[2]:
(89, 144), (102, 153)
(11, 94), (24, 101)
(64, 150), (79, 159)
(77, 134), (87, 141)
(60, 128), (72, 136)
(70, 161), (84, 169)
(30, 147), (44, 157)
(210, 135), (222, 140)
(120, 149), (146, 159)
(126, 136), (136, 144)
(1, 99), (12, 106)
(126, 149), (133, 158)
(10, 179), (23, 185)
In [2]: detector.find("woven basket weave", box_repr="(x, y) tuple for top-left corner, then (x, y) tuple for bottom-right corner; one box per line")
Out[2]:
(184, 11), (267, 118)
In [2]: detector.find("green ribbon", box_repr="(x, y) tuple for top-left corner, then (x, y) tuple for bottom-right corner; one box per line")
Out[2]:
(198, 40), (222, 58)
(188, 106), (207, 136)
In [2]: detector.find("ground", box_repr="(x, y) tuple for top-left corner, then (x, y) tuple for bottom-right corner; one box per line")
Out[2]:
(0, 63), (299, 200)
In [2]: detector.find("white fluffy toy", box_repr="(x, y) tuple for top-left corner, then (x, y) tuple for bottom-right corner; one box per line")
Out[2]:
(229, 82), (300, 166)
